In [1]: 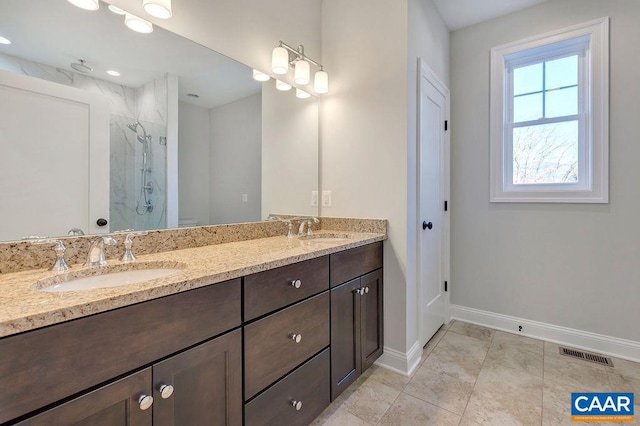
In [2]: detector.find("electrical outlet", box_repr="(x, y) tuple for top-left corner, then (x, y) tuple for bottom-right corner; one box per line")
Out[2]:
(322, 190), (332, 207)
(242, 194), (248, 203)
(311, 191), (319, 207)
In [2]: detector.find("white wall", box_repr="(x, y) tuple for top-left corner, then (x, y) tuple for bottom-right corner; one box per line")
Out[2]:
(178, 101), (210, 226)
(210, 94), (262, 224)
(450, 0), (640, 342)
(262, 83), (319, 218)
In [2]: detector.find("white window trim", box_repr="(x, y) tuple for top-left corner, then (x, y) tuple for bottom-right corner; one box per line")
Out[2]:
(490, 17), (609, 203)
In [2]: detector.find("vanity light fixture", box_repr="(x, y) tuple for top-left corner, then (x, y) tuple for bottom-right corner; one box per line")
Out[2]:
(252, 69), (270, 82)
(107, 70), (121, 76)
(296, 88), (310, 99)
(108, 5), (127, 15)
(0, 36), (11, 45)
(66, 0), (99, 11)
(143, 0), (172, 19)
(125, 13), (153, 34)
(276, 79), (292, 91)
(272, 41), (329, 94)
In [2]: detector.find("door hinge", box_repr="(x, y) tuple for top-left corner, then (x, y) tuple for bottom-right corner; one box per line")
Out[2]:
(444, 200), (448, 211)
(444, 281), (448, 292)
(444, 120), (448, 131)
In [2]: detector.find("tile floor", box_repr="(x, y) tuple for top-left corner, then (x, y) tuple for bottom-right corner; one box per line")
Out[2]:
(312, 320), (640, 426)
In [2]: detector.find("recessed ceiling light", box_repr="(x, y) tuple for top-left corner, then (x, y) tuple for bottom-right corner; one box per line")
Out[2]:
(108, 5), (127, 15)
(0, 36), (11, 45)
(107, 70), (121, 76)
(124, 13), (153, 34)
(66, 0), (99, 11)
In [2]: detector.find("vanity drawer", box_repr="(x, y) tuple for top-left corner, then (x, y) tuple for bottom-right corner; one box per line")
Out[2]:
(244, 348), (330, 426)
(244, 256), (329, 321)
(330, 242), (383, 287)
(244, 292), (329, 399)
(0, 279), (241, 424)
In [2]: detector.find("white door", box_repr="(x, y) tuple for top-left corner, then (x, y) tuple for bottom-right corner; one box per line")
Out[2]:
(418, 61), (449, 346)
(0, 70), (110, 241)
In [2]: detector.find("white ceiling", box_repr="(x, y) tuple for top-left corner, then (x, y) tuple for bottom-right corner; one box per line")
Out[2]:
(0, 0), (260, 109)
(433, 0), (550, 31)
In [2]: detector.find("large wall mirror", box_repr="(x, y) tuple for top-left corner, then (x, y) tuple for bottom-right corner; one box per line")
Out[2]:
(0, 0), (319, 242)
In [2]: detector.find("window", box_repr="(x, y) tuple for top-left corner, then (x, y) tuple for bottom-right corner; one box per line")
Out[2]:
(490, 18), (609, 203)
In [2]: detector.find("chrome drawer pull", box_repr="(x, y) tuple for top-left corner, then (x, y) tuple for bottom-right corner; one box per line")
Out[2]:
(138, 394), (154, 410)
(290, 333), (302, 343)
(159, 384), (174, 399)
(291, 279), (302, 289)
(291, 400), (303, 411)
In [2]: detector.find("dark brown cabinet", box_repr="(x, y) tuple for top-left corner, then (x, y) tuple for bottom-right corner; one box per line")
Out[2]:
(330, 257), (383, 400)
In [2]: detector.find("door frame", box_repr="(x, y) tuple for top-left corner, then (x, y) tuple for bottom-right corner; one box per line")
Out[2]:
(416, 59), (451, 347)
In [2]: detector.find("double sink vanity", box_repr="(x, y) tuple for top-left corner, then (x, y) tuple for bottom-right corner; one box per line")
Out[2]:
(0, 218), (386, 425)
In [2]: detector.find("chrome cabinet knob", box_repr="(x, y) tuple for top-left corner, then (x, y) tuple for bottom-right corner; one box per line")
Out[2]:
(159, 384), (174, 399)
(291, 279), (302, 289)
(290, 333), (302, 343)
(291, 400), (303, 411)
(138, 394), (154, 410)
(353, 288), (363, 296)
(364, 286), (370, 294)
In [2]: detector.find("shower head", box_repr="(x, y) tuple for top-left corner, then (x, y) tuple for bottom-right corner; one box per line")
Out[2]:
(137, 135), (147, 144)
(127, 122), (139, 132)
(70, 59), (93, 74)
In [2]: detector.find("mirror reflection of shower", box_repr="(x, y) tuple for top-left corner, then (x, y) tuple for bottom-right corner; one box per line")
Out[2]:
(127, 121), (154, 215)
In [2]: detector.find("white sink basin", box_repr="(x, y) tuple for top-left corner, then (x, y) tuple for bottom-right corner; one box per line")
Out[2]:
(34, 262), (185, 292)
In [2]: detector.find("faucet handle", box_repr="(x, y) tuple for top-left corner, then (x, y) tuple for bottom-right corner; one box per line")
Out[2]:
(121, 231), (148, 262)
(31, 239), (70, 272)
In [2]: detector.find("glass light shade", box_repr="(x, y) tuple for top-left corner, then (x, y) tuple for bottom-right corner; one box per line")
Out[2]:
(125, 13), (153, 34)
(143, 0), (172, 19)
(108, 5), (126, 15)
(296, 88), (311, 99)
(276, 80), (292, 91)
(294, 60), (310, 85)
(252, 69), (270, 82)
(66, 0), (99, 11)
(272, 47), (289, 75)
(314, 70), (329, 94)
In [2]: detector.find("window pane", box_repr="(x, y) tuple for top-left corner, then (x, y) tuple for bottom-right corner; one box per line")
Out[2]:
(514, 93), (542, 122)
(513, 121), (579, 184)
(514, 63), (542, 96)
(546, 87), (578, 118)
(545, 55), (578, 90)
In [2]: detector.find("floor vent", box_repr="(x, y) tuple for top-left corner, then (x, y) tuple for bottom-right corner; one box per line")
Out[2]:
(559, 347), (614, 367)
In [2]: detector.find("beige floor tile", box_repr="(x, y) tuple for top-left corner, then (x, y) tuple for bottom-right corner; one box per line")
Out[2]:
(542, 379), (578, 425)
(458, 417), (484, 426)
(484, 343), (544, 377)
(378, 392), (460, 426)
(367, 365), (411, 392)
(424, 332), (491, 383)
(492, 330), (544, 354)
(463, 388), (542, 426)
(404, 365), (475, 414)
(449, 321), (496, 342)
(544, 354), (612, 390)
(474, 362), (543, 406)
(609, 357), (640, 381)
(311, 405), (373, 426)
(342, 376), (401, 424)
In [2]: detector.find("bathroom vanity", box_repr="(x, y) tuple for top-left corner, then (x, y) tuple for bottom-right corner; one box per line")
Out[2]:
(0, 230), (384, 425)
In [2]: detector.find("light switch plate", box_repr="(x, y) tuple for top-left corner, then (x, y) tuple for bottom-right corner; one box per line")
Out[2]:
(322, 190), (332, 207)
(242, 194), (248, 203)
(311, 191), (319, 206)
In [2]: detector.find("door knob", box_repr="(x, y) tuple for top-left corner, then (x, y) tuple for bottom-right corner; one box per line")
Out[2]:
(422, 221), (433, 230)
(96, 218), (108, 227)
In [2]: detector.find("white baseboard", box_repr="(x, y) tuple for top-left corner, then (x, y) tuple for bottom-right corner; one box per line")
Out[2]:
(450, 304), (640, 363)
(374, 340), (422, 377)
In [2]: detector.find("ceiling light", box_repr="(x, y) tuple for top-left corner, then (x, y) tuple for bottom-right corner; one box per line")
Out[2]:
(108, 5), (127, 15)
(0, 36), (11, 45)
(252, 69), (270, 82)
(276, 80), (292, 91)
(296, 89), (310, 99)
(271, 46), (289, 75)
(66, 0), (99, 11)
(107, 70), (121, 76)
(125, 13), (153, 34)
(143, 0), (172, 19)
(294, 60), (310, 85)
(314, 69), (329, 94)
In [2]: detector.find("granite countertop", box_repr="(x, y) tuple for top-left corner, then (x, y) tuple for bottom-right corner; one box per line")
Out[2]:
(0, 231), (385, 338)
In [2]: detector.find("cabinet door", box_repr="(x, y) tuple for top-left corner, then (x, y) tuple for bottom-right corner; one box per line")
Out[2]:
(16, 369), (152, 426)
(153, 329), (242, 426)
(360, 269), (384, 371)
(330, 278), (362, 400)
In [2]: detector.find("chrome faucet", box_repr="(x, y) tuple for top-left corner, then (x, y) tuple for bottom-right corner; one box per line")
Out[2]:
(30, 239), (70, 272)
(298, 217), (320, 236)
(121, 231), (148, 262)
(85, 235), (117, 267)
